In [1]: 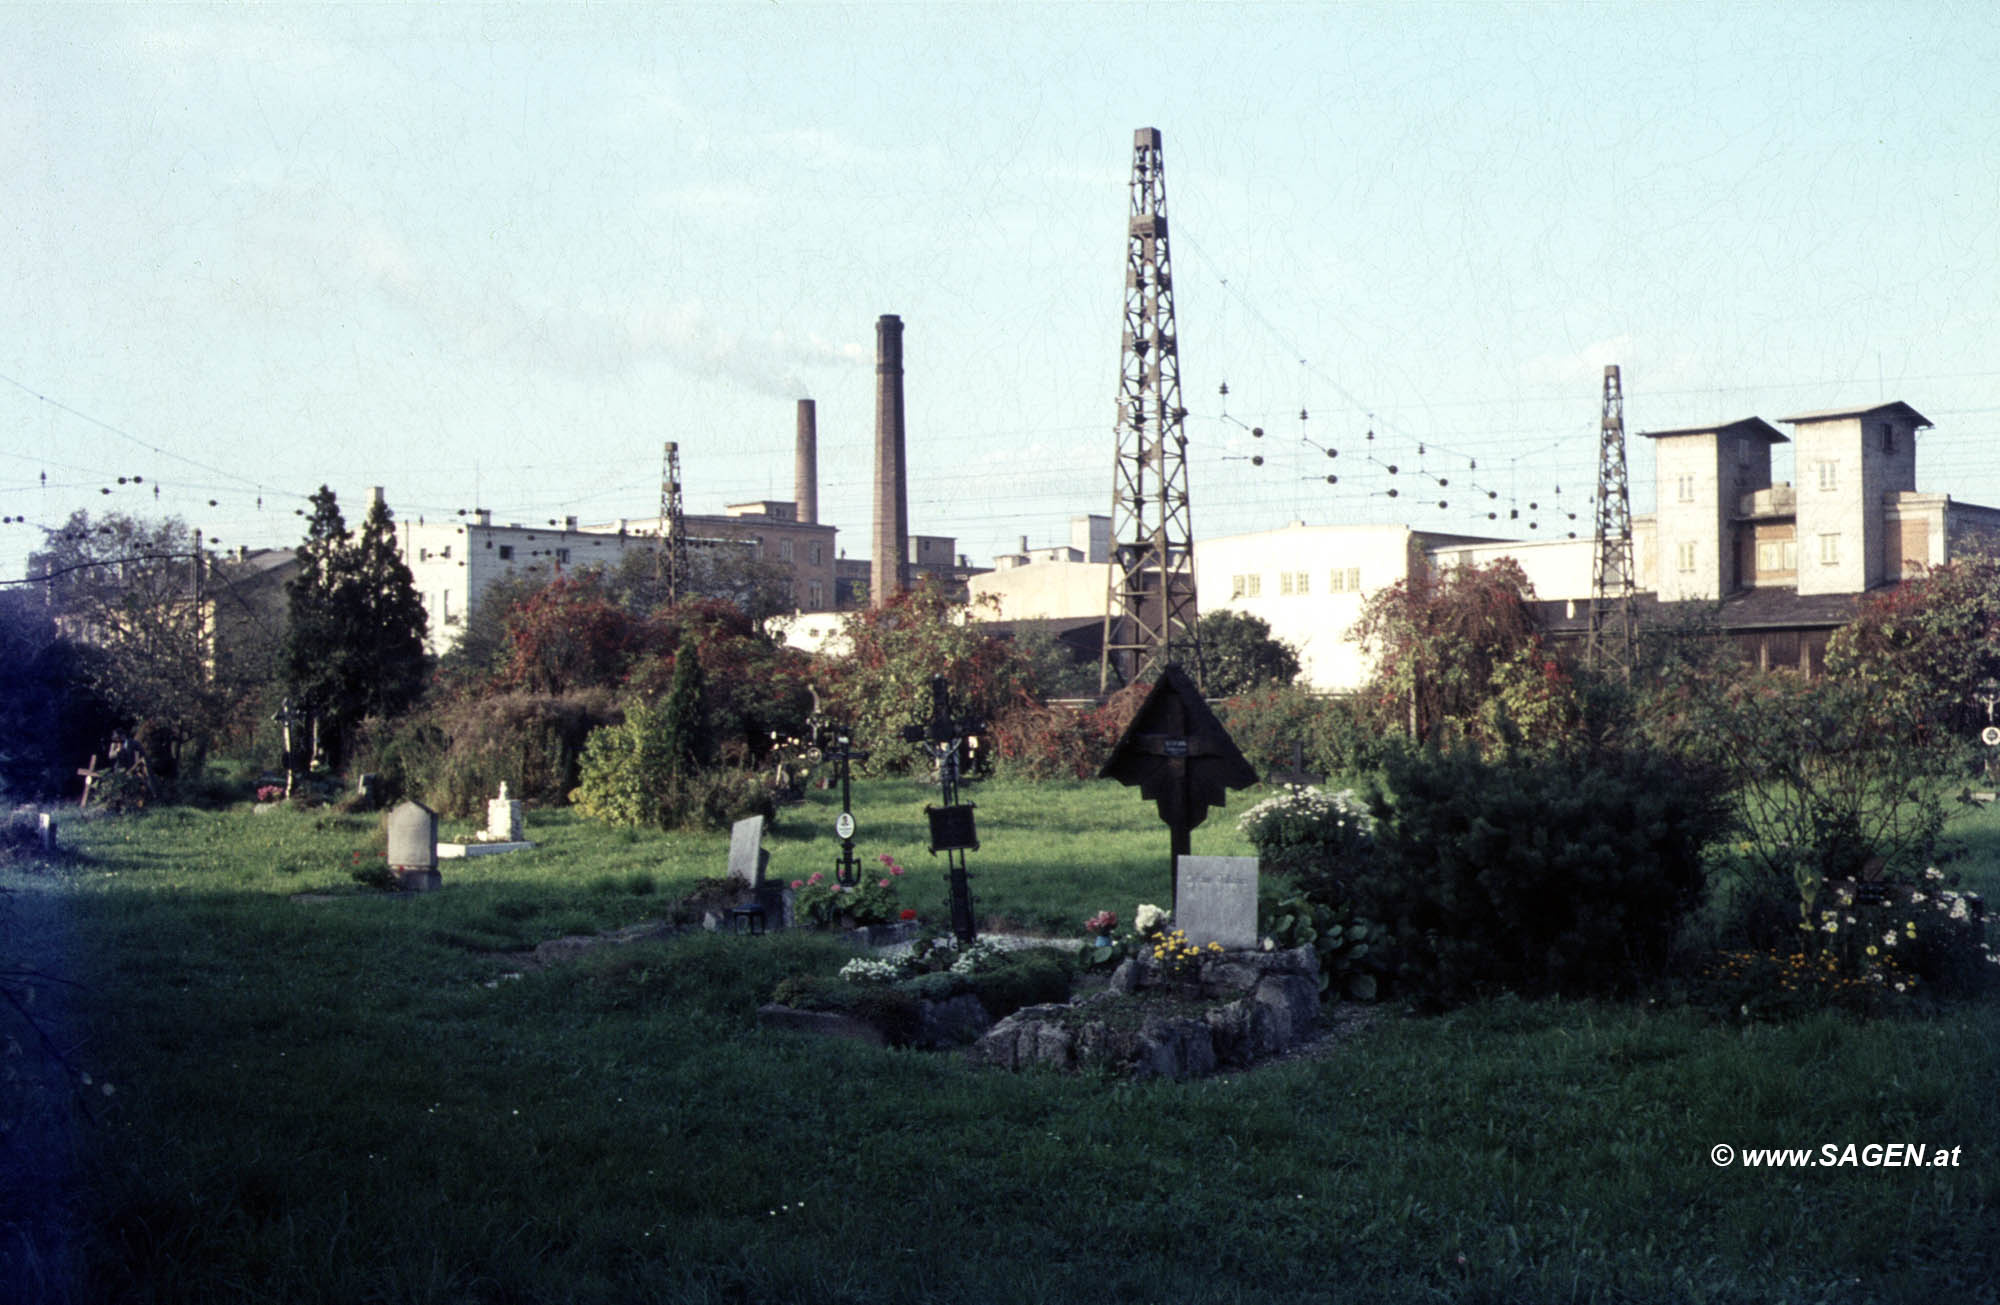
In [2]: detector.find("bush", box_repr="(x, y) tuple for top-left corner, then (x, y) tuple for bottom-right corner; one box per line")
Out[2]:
(1259, 892), (1383, 1002)
(1217, 685), (1386, 781)
(1237, 785), (1374, 893)
(358, 691), (618, 817)
(1351, 742), (1728, 1006)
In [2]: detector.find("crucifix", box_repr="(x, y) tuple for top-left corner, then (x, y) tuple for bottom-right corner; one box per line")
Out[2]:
(816, 723), (871, 887)
(1100, 664), (1259, 919)
(75, 755), (104, 809)
(902, 675), (985, 943)
(1267, 739), (1325, 793)
(272, 697), (308, 797)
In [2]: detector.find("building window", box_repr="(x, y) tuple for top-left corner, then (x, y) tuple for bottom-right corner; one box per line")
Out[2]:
(809, 542), (822, 567)
(498, 545), (514, 560)
(1677, 541), (1696, 573)
(1756, 539), (1797, 574)
(1819, 533), (1840, 566)
(555, 548), (570, 564)
(1676, 474), (1694, 503)
(1279, 572), (1295, 596)
(1329, 566), (1361, 593)
(780, 538), (794, 563)
(808, 580), (824, 607)
(1231, 573), (1261, 599)
(1880, 423), (1896, 454)
(1817, 460), (1837, 491)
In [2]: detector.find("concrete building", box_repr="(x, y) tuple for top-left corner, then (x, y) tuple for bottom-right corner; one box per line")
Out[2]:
(397, 500), (838, 655)
(1203, 399), (2000, 690)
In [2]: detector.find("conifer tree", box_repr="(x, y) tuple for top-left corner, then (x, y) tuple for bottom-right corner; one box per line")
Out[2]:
(284, 487), (429, 769)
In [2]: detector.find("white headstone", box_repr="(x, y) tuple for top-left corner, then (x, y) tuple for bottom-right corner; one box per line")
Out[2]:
(483, 789), (524, 843)
(727, 815), (768, 887)
(1175, 856), (1259, 950)
(38, 812), (55, 852)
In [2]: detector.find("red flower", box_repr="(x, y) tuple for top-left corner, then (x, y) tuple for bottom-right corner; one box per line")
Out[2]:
(899, 908), (918, 921)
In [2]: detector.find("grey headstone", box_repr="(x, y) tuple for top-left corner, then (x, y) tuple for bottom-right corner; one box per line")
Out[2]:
(1174, 855), (1259, 950)
(38, 812), (55, 852)
(386, 800), (439, 889)
(727, 815), (768, 887)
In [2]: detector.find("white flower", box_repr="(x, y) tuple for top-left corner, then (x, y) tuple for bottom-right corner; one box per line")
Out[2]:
(839, 957), (902, 984)
(1924, 866), (1944, 881)
(1134, 903), (1169, 935)
(1882, 930), (1899, 948)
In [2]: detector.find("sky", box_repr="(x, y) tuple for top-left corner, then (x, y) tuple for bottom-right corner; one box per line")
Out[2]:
(5, 2), (1998, 586)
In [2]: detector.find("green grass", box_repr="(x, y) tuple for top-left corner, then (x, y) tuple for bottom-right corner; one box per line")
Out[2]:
(3, 779), (1996, 1303)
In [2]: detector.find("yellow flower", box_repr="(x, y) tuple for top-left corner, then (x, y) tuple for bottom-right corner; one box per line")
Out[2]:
(1865, 945), (1878, 956)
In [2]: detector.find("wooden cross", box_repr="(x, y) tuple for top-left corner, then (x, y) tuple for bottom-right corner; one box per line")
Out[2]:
(76, 755), (104, 809)
(1267, 739), (1325, 792)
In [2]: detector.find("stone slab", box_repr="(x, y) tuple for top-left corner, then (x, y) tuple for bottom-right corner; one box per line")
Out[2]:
(727, 815), (768, 886)
(437, 841), (534, 859)
(1175, 855), (1259, 949)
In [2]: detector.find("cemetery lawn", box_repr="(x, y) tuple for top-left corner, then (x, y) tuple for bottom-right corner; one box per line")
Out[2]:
(6, 780), (1997, 1304)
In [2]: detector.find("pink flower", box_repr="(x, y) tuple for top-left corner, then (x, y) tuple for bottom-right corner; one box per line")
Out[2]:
(807, 872), (824, 886)
(879, 879), (892, 889)
(878, 853), (893, 866)
(890, 865), (904, 876)
(790, 879), (803, 890)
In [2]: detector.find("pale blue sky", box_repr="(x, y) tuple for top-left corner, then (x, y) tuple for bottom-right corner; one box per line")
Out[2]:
(6, 2), (1997, 583)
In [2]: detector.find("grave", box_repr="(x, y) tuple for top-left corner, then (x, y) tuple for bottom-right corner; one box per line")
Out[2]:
(438, 783), (534, 859)
(1100, 663), (1259, 917)
(720, 815), (789, 932)
(38, 812), (56, 853)
(385, 799), (441, 892)
(479, 782), (525, 843)
(1175, 855), (1260, 950)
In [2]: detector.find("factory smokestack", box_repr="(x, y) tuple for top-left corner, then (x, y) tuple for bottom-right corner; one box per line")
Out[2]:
(794, 398), (818, 525)
(871, 314), (909, 607)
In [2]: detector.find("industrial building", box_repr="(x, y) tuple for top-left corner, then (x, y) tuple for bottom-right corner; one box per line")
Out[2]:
(1201, 400), (2000, 691)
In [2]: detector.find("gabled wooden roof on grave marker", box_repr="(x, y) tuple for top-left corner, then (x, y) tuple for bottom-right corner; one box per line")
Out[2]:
(1098, 663), (1259, 831)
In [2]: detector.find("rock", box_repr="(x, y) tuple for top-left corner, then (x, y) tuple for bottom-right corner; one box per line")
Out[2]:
(917, 994), (991, 1048)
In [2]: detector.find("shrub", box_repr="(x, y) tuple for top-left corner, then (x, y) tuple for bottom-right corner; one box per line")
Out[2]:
(1259, 892), (1383, 1001)
(1218, 685), (1386, 781)
(1351, 742), (1727, 1005)
(1237, 785), (1374, 893)
(361, 691), (618, 817)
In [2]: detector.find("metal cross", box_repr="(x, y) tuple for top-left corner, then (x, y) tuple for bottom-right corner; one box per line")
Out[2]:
(901, 676), (986, 943)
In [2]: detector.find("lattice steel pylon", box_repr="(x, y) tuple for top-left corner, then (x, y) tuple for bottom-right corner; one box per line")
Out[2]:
(1587, 365), (1637, 677)
(656, 440), (688, 605)
(1100, 127), (1202, 694)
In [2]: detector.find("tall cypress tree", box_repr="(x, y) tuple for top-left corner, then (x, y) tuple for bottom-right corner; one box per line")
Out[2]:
(285, 487), (429, 770)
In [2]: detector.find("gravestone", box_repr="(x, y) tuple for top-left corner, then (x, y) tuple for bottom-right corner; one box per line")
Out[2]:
(39, 812), (56, 853)
(481, 782), (525, 843)
(385, 799), (441, 892)
(1175, 855), (1259, 950)
(353, 773), (382, 810)
(727, 815), (769, 887)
